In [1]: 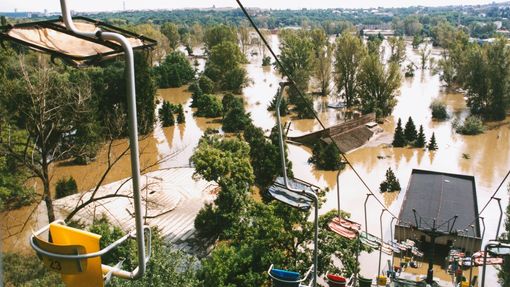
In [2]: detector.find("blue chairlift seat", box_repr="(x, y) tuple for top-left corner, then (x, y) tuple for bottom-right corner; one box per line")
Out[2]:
(268, 264), (313, 287)
(268, 177), (317, 211)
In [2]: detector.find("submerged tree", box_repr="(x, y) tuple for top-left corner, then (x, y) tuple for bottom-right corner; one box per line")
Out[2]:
(309, 141), (344, 171)
(358, 54), (401, 118)
(176, 104), (185, 124)
(334, 32), (366, 107)
(392, 118), (406, 147)
(379, 167), (401, 192)
(159, 101), (175, 127)
(404, 117), (418, 143)
(415, 125), (426, 148)
(427, 132), (438, 150)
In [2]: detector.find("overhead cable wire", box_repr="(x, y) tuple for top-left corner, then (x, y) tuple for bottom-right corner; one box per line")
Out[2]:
(235, 0), (400, 221)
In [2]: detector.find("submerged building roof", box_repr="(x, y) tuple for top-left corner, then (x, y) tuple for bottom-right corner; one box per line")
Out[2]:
(397, 169), (480, 238)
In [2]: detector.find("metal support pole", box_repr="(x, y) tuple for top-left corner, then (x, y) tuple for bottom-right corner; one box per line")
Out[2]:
(390, 217), (396, 270)
(495, 198), (503, 240)
(468, 225), (475, 286)
(364, 194), (373, 234)
(480, 217), (486, 241)
(60, 0), (146, 279)
(378, 209), (387, 277)
(336, 169), (341, 218)
(275, 81), (317, 287)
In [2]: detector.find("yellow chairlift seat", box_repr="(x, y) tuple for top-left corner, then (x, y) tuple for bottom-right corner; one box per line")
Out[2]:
(31, 220), (151, 286)
(33, 222), (104, 286)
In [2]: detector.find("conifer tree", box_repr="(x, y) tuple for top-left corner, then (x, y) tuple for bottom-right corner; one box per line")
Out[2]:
(404, 116), (418, 143)
(392, 118), (406, 147)
(415, 125), (426, 148)
(380, 167), (401, 192)
(159, 101), (175, 127)
(176, 104), (185, 124)
(428, 132), (438, 150)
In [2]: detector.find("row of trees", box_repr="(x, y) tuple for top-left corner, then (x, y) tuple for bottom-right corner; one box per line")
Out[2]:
(392, 117), (438, 150)
(437, 28), (510, 121)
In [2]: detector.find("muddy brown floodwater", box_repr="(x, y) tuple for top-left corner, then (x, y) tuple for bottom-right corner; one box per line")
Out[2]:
(2, 37), (508, 285)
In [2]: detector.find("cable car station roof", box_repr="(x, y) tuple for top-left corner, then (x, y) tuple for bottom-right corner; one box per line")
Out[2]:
(397, 169), (481, 239)
(0, 16), (157, 66)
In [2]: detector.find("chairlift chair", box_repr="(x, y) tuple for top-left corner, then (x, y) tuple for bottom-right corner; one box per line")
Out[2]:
(267, 82), (319, 287)
(0, 0), (158, 285)
(328, 170), (361, 240)
(268, 264), (315, 287)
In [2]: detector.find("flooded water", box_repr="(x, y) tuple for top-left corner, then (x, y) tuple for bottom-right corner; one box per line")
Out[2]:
(3, 37), (509, 285)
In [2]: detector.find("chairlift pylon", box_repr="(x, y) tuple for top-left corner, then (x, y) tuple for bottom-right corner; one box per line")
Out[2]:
(266, 82), (319, 287)
(0, 0), (157, 285)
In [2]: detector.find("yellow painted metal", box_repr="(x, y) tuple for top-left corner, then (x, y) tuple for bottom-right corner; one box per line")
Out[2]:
(47, 223), (104, 287)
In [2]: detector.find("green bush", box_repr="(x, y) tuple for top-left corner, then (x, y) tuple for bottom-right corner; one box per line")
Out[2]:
(156, 51), (195, 88)
(55, 177), (78, 199)
(2, 253), (64, 286)
(195, 94), (223, 118)
(430, 100), (448, 120)
(262, 56), (271, 66)
(455, 116), (485, 135)
(159, 101), (175, 127)
(380, 167), (401, 192)
(199, 75), (215, 94)
(308, 141), (344, 170)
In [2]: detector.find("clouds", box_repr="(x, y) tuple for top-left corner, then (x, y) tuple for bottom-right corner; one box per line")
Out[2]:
(0, 0), (506, 13)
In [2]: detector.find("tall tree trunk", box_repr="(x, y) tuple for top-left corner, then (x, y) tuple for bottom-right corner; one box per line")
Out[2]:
(42, 160), (55, 223)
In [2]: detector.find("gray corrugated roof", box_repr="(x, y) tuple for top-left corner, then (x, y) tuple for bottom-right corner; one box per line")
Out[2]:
(398, 169), (480, 238)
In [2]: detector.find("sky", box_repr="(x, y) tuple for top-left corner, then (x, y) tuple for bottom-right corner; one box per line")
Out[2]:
(0, 0), (508, 13)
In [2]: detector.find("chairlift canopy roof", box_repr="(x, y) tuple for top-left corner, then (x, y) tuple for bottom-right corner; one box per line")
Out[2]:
(0, 16), (157, 66)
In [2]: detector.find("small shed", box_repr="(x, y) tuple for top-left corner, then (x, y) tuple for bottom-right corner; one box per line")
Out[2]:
(395, 169), (482, 254)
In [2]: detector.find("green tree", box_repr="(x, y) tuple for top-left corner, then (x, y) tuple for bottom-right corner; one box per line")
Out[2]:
(55, 177), (78, 199)
(414, 125), (426, 148)
(404, 117), (418, 143)
(156, 51), (195, 88)
(358, 54), (402, 118)
(159, 101), (175, 127)
(0, 154), (35, 211)
(334, 32), (367, 107)
(243, 123), (280, 189)
(278, 29), (315, 105)
(392, 118), (406, 147)
(412, 34), (423, 49)
(462, 38), (510, 120)
(315, 43), (333, 96)
(198, 75), (215, 94)
(204, 24), (238, 50)
(404, 16), (423, 36)
(454, 115), (485, 135)
(2, 253), (63, 286)
(430, 99), (448, 120)
(204, 41), (247, 93)
(388, 36), (406, 65)
(222, 94), (251, 133)
(160, 22), (181, 51)
(195, 94), (223, 118)
(267, 92), (289, 117)
(308, 142), (344, 171)
(176, 104), (185, 124)
(128, 23), (170, 63)
(427, 132), (438, 150)
(380, 167), (401, 192)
